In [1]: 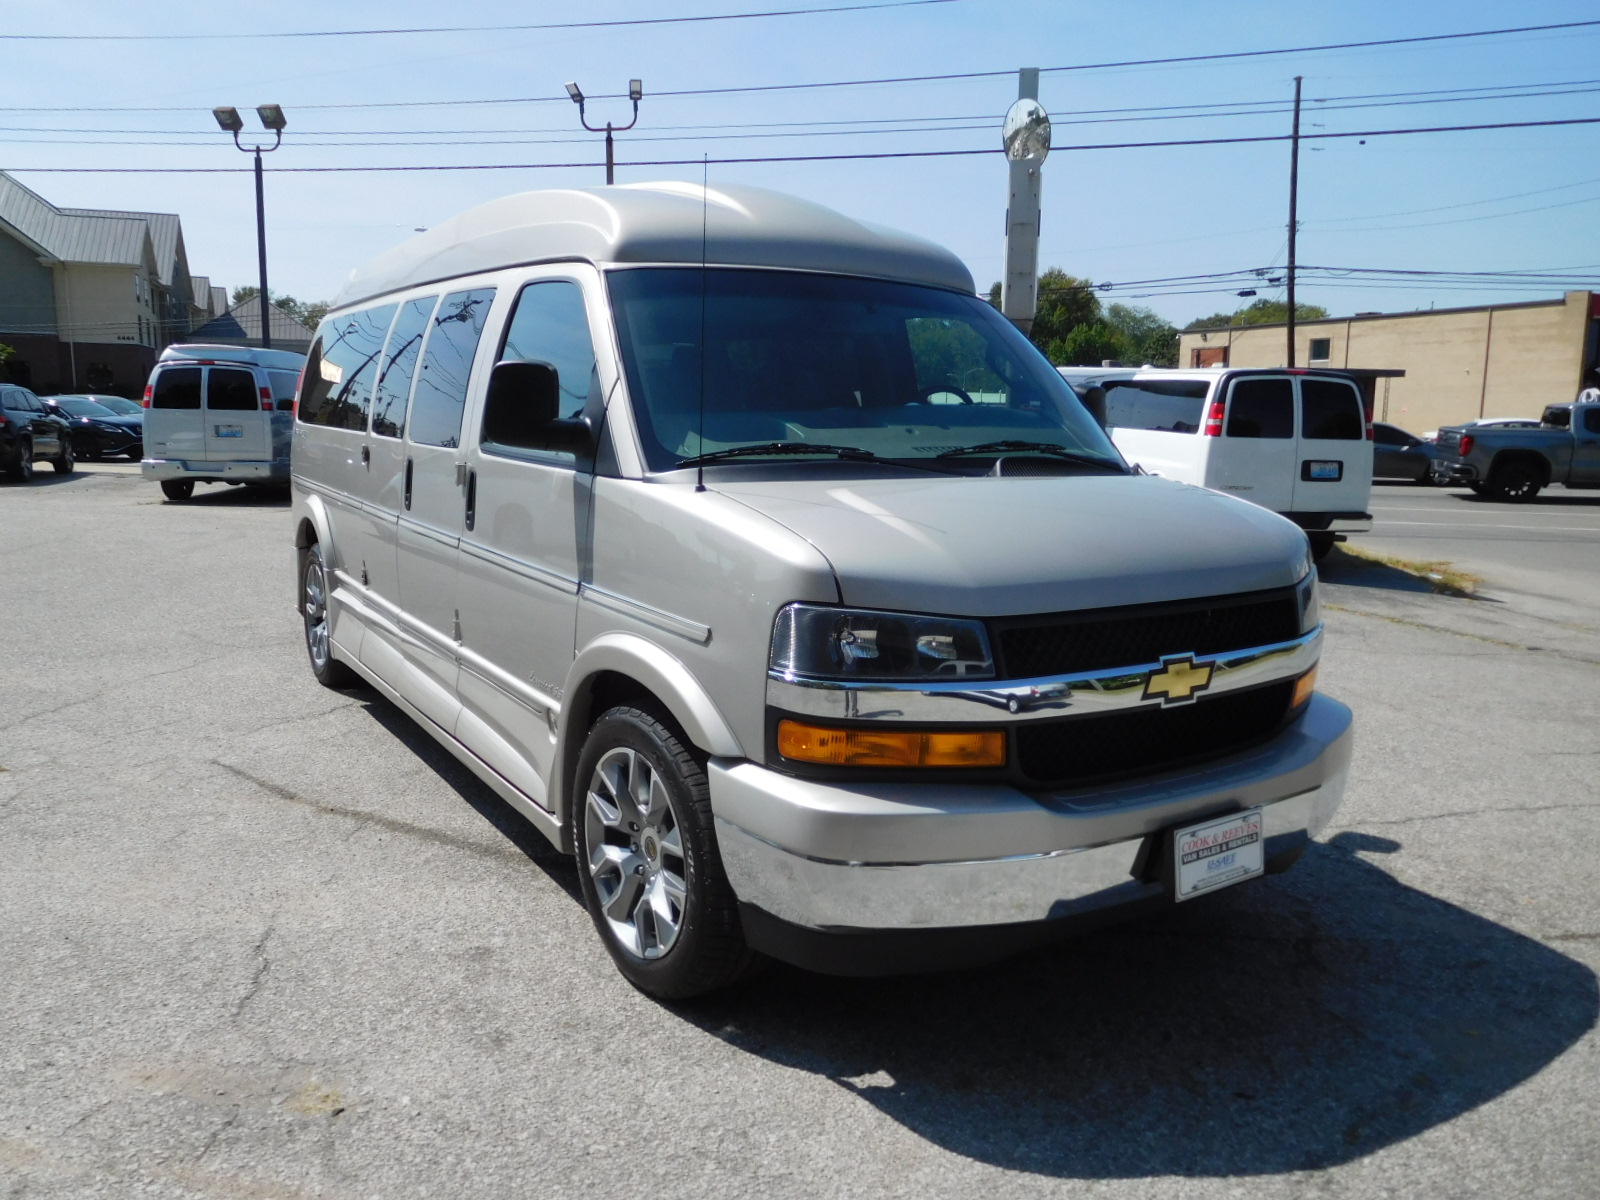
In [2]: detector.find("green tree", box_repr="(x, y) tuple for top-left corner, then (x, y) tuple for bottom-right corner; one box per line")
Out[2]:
(1047, 322), (1132, 367)
(1104, 303), (1179, 366)
(1184, 298), (1330, 331)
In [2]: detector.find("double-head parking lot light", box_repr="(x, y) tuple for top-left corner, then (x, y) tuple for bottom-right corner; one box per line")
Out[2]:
(214, 104), (285, 349)
(567, 79), (643, 185)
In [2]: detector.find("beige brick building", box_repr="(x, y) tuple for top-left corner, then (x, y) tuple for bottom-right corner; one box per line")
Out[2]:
(1178, 291), (1600, 434)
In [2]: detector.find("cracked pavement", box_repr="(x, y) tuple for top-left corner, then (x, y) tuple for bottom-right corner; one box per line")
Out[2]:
(1, 464), (1596, 1199)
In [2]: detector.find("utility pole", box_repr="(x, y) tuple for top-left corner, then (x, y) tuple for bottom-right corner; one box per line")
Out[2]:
(1001, 69), (1050, 332)
(1286, 76), (1302, 368)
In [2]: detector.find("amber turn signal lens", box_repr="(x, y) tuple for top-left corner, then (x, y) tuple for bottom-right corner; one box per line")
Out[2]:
(1292, 666), (1318, 709)
(777, 721), (1005, 768)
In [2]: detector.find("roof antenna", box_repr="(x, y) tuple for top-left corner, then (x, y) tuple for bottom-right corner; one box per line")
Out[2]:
(695, 154), (709, 493)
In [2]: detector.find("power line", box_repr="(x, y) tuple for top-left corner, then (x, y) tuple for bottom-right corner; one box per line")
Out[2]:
(6, 112), (1600, 172)
(6, 19), (1600, 113)
(0, 0), (957, 41)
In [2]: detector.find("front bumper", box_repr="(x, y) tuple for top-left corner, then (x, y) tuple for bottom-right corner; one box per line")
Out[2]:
(141, 457), (288, 484)
(1432, 461), (1476, 484)
(710, 693), (1351, 964)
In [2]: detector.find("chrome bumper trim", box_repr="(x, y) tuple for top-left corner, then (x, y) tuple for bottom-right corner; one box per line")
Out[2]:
(710, 692), (1352, 931)
(766, 626), (1321, 723)
(142, 458), (287, 482)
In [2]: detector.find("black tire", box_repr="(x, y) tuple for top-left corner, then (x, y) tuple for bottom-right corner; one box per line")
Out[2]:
(1308, 531), (1337, 562)
(75, 434), (99, 462)
(159, 479), (194, 501)
(573, 706), (753, 999)
(1467, 481), (1490, 497)
(1487, 459), (1542, 503)
(300, 542), (358, 687)
(5, 440), (34, 483)
(52, 439), (74, 475)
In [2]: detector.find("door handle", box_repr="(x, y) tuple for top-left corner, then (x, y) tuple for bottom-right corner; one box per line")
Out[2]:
(403, 457), (413, 511)
(360, 444), (370, 466)
(464, 468), (477, 532)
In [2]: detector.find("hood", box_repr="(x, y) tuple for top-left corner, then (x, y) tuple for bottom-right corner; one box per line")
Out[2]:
(715, 473), (1309, 616)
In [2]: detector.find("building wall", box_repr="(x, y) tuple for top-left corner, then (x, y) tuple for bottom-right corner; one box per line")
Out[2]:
(1178, 291), (1596, 434)
(54, 263), (147, 348)
(0, 229), (57, 339)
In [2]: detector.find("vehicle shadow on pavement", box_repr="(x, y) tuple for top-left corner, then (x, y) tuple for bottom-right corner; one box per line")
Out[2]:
(687, 831), (1598, 1177)
(357, 694), (582, 899)
(171, 486), (290, 508)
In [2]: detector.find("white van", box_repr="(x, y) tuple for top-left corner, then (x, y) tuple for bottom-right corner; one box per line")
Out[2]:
(141, 343), (305, 501)
(291, 184), (1350, 996)
(1063, 367), (1374, 559)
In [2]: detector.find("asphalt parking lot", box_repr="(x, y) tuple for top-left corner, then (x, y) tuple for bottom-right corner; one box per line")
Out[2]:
(2, 464), (1597, 1199)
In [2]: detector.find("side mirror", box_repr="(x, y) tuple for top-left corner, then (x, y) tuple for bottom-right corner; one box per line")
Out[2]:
(1080, 385), (1108, 427)
(482, 359), (591, 454)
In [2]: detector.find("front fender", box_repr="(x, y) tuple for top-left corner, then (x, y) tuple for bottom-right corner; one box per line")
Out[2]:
(552, 632), (744, 834)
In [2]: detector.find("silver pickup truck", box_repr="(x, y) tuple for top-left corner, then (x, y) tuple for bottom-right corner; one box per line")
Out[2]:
(1434, 398), (1600, 500)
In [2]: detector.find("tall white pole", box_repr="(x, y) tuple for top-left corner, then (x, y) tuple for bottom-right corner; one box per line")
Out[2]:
(1001, 68), (1043, 333)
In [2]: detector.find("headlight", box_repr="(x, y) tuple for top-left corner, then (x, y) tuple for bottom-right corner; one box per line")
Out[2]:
(1296, 570), (1321, 634)
(770, 604), (995, 681)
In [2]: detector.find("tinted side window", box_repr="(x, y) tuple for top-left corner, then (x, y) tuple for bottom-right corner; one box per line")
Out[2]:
(489, 281), (598, 460)
(1226, 378), (1294, 439)
(298, 304), (398, 430)
(206, 367), (259, 411)
(1586, 408), (1600, 434)
(1372, 424), (1404, 446)
(1301, 379), (1363, 440)
(371, 296), (437, 439)
(267, 370), (299, 402)
(1103, 380), (1210, 434)
(409, 288), (495, 449)
(152, 367), (202, 409)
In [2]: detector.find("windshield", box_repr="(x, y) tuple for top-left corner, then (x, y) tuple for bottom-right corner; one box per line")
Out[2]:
(55, 398), (119, 418)
(606, 268), (1122, 473)
(91, 397), (142, 415)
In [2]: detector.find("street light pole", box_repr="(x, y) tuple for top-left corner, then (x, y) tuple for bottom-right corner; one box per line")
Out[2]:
(566, 80), (643, 185)
(1286, 76), (1302, 369)
(213, 104), (286, 349)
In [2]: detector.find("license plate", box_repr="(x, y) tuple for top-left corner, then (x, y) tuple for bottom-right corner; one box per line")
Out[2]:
(1173, 807), (1264, 901)
(214, 425), (243, 438)
(1303, 460), (1342, 481)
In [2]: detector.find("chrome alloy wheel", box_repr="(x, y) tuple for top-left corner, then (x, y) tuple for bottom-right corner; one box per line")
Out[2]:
(302, 548), (331, 672)
(583, 747), (688, 960)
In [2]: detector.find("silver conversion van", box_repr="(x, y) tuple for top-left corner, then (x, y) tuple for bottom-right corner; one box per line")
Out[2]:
(1061, 367), (1374, 560)
(291, 184), (1352, 997)
(142, 343), (304, 500)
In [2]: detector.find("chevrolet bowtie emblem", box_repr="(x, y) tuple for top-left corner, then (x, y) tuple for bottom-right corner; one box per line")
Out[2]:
(1143, 655), (1214, 705)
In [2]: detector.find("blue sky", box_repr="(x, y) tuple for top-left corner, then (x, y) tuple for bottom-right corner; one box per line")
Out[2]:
(5, 0), (1598, 325)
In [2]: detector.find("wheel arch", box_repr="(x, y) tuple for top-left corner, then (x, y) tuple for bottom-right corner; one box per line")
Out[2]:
(1487, 449), (1552, 486)
(292, 494), (334, 610)
(553, 633), (743, 848)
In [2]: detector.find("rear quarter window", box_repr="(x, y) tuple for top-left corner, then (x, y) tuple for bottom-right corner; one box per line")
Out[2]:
(1103, 379), (1210, 433)
(298, 304), (399, 430)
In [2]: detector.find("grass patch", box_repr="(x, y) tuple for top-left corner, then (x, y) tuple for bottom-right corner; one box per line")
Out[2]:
(1327, 544), (1482, 597)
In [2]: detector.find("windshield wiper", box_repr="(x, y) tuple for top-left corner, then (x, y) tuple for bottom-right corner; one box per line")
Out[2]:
(674, 441), (883, 468)
(934, 440), (1124, 471)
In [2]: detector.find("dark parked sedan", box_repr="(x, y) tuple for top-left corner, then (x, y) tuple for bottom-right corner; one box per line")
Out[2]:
(1372, 422), (1437, 484)
(42, 395), (143, 460)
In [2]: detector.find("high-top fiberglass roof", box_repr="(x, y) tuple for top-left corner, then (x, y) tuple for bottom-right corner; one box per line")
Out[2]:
(332, 182), (975, 310)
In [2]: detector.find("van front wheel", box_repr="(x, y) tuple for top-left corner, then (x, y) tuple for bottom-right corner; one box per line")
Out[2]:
(574, 707), (752, 999)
